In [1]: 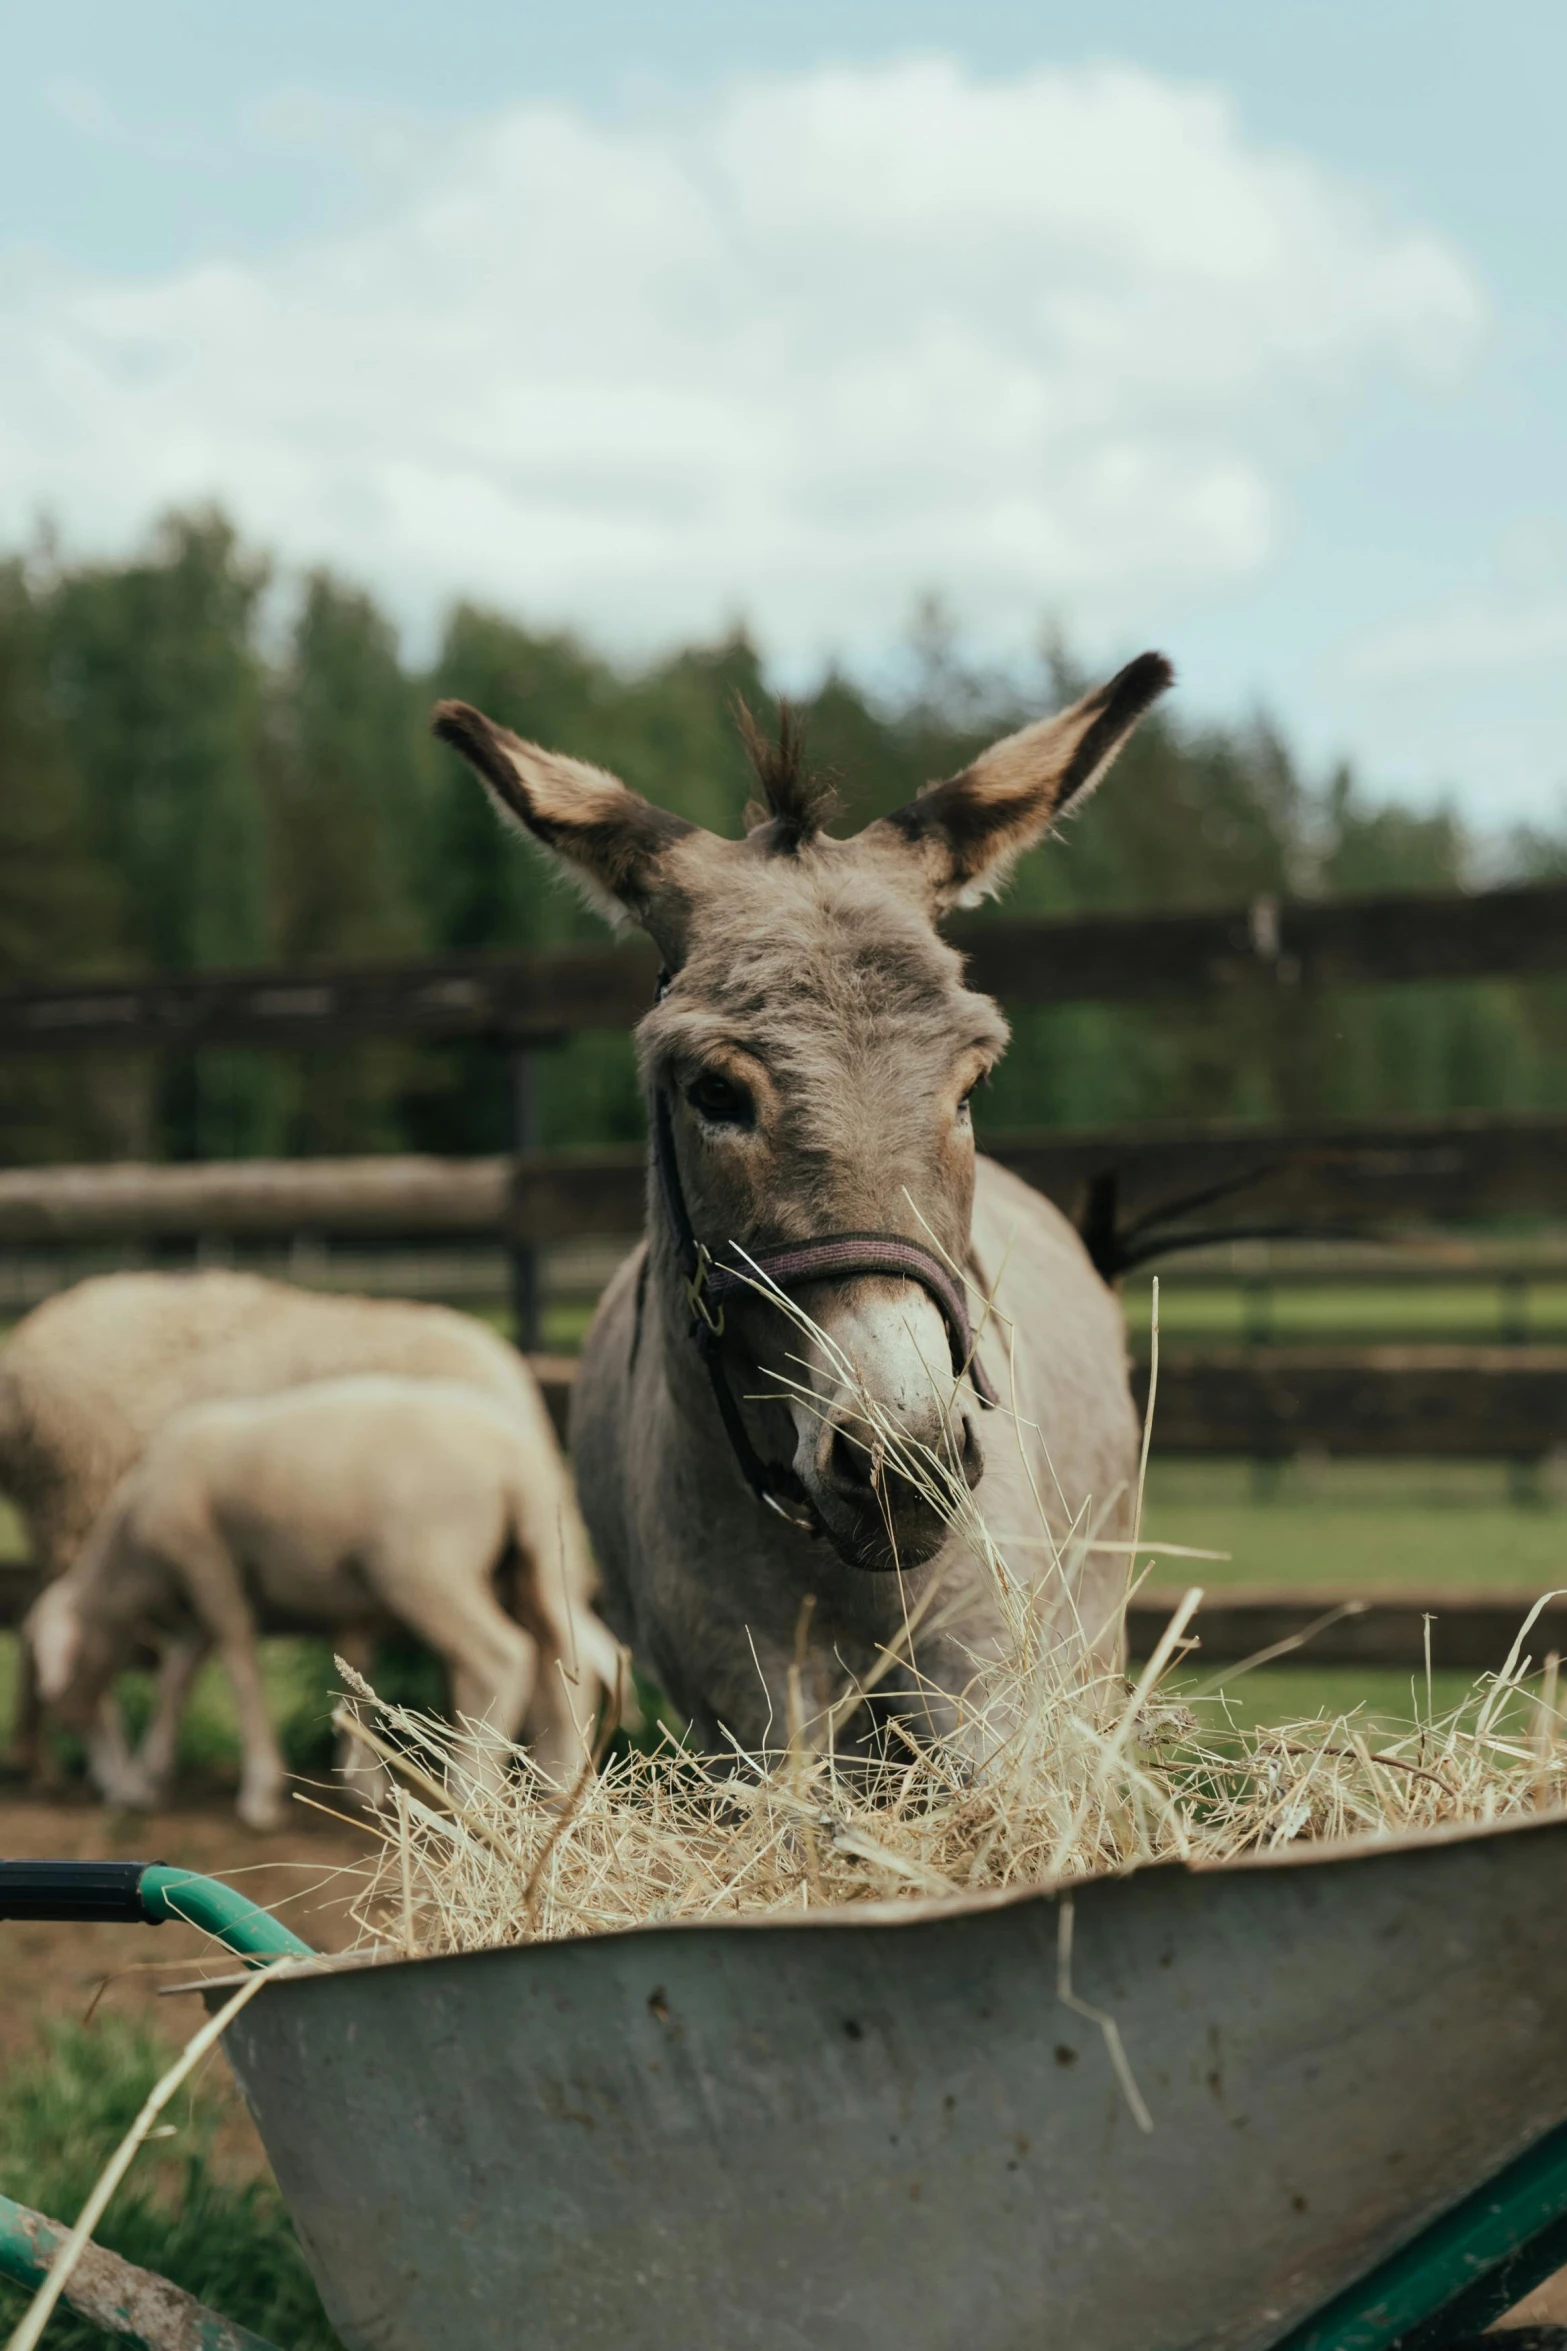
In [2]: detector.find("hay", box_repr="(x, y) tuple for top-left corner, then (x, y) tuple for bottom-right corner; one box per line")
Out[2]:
(332, 1276), (1567, 1960)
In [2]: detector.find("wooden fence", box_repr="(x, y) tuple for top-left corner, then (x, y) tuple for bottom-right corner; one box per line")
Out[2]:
(4, 876), (1565, 1052)
(3, 1106), (1566, 1247)
(3, 877), (1566, 1460)
(0, 1553), (1555, 1671)
(1120, 1587), (1567, 1671)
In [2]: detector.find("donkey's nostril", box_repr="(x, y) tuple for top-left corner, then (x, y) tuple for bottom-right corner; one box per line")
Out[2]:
(826, 1419), (876, 1500)
(818, 1405), (982, 1509)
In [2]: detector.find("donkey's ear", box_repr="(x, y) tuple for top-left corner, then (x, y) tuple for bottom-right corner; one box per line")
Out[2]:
(432, 701), (696, 936)
(868, 652), (1173, 910)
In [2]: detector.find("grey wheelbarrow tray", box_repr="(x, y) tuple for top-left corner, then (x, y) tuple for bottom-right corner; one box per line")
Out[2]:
(8, 1813), (1567, 2351)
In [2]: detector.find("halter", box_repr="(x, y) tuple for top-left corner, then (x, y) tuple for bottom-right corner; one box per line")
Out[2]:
(649, 1036), (998, 1534)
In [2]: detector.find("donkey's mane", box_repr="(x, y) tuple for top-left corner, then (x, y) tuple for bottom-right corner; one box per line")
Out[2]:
(733, 697), (838, 852)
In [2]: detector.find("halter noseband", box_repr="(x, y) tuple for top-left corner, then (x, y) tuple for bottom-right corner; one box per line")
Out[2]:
(649, 1067), (998, 1534)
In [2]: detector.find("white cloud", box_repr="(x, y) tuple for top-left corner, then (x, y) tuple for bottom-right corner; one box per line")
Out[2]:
(1351, 599), (1567, 681)
(0, 57), (1483, 660)
(41, 78), (117, 141)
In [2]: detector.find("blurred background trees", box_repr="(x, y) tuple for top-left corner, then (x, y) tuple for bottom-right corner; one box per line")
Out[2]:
(1, 508), (1561, 1166)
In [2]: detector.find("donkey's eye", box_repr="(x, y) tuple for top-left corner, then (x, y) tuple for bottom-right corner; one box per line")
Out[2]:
(687, 1070), (753, 1127)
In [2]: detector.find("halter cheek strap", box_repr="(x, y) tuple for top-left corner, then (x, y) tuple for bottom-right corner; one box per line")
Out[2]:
(649, 1082), (997, 1531)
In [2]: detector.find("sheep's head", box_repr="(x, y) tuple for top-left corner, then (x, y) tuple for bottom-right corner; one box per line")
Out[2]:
(24, 1580), (113, 1725)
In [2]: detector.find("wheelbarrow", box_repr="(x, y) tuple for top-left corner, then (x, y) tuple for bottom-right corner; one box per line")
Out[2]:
(4, 1811), (1567, 2351)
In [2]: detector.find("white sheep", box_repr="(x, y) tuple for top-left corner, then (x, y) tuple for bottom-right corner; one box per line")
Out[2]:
(26, 1375), (622, 1829)
(0, 1269), (568, 1582)
(0, 1270), (594, 1783)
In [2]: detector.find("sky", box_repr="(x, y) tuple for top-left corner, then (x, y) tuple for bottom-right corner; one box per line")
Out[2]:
(1, 1), (1564, 827)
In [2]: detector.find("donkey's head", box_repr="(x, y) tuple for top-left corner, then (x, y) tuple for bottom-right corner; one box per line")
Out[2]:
(435, 653), (1170, 1573)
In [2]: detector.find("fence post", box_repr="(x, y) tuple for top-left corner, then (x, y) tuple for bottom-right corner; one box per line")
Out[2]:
(1243, 1275), (1275, 1346)
(509, 1048), (542, 1353)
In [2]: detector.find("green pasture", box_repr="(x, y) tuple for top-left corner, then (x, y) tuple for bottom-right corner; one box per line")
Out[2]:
(1125, 1274), (1567, 1349)
(1141, 1455), (1567, 1593)
(0, 2019), (341, 2350)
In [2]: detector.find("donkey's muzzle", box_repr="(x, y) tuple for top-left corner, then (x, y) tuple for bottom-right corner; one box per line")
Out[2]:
(809, 1396), (984, 1574)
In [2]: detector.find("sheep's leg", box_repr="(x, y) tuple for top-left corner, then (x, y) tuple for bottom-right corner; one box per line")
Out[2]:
(129, 1630), (211, 1801)
(214, 1630), (288, 1833)
(525, 1652), (599, 1789)
(86, 1696), (155, 1810)
(493, 1480), (626, 1779)
(385, 1578), (538, 1801)
(129, 1512), (283, 1832)
(447, 1636), (538, 1797)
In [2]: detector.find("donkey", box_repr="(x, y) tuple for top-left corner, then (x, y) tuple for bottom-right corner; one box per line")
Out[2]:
(435, 653), (1171, 1753)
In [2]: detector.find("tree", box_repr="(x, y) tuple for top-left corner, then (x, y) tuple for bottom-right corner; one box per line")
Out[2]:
(0, 561), (127, 1159)
(265, 572), (432, 1153)
(42, 511), (278, 1157)
(1, 507), (1561, 1165)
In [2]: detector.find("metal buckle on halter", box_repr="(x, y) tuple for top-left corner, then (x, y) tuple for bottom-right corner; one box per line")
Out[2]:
(762, 1489), (820, 1534)
(686, 1244), (725, 1337)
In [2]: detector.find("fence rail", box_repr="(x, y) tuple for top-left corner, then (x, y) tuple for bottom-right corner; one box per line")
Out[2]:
(1122, 1587), (1567, 1670)
(0, 1562), (1553, 1670)
(0, 1155), (514, 1242)
(4, 878), (1566, 1457)
(4, 878), (1566, 1056)
(516, 1353), (1567, 1465)
(4, 1107), (1566, 1250)
(1128, 1347), (1567, 1459)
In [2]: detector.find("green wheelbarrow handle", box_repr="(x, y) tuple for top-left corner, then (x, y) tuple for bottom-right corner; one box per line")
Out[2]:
(0, 1859), (314, 1965)
(0, 2188), (283, 2349)
(0, 1861), (309, 2348)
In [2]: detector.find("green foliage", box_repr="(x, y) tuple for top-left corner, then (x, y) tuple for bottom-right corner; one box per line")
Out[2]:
(0, 562), (128, 1161)
(269, 573), (431, 966)
(38, 510), (280, 1159)
(43, 512), (271, 976)
(0, 1634), (364, 1790)
(0, 2017), (342, 2348)
(1, 503), (1562, 1166)
(265, 572), (434, 1154)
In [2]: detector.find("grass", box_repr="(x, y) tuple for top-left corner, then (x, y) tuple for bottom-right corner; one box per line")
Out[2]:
(1124, 1277), (1567, 1348)
(0, 1631), (449, 1790)
(0, 2017), (343, 2349)
(1142, 1460), (1567, 1727)
(1164, 1664), (1482, 1738)
(1142, 1457), (1567, 1595)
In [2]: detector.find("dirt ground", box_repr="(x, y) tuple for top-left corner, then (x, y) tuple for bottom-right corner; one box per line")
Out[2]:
(0, 1782), (374, 2190)
(0, 1785), (372, 2059)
